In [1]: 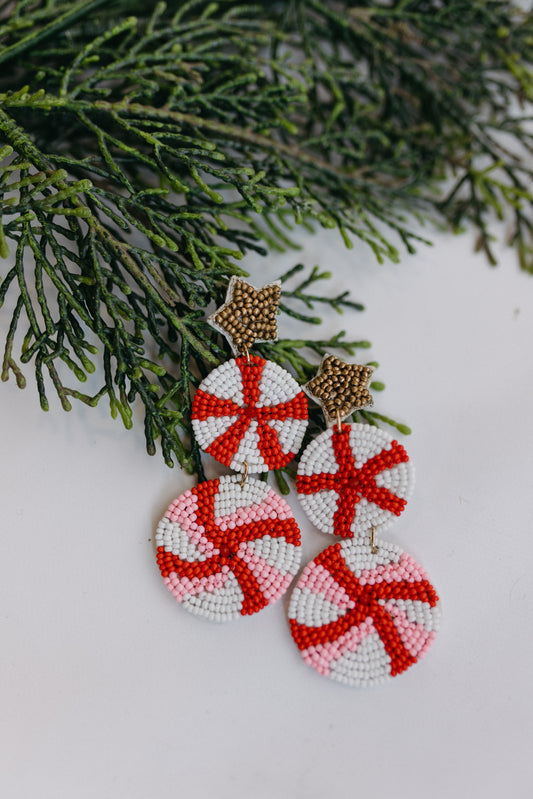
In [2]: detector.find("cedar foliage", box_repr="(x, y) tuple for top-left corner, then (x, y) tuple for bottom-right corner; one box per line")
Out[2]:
(0, 0), (532, 477)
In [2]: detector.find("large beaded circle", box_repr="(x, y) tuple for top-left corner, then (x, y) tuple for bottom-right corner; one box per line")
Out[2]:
(156, 475), (302, 622)
(296, 422), (414, 537)
(191, 355), (308, 473)
(288, 538), (441, 687)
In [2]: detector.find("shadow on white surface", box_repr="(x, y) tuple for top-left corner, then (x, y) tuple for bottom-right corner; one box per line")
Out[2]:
(1, 228), (532, 798)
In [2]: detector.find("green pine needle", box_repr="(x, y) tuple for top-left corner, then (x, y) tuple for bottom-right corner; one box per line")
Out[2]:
(1, 1), (532, 470)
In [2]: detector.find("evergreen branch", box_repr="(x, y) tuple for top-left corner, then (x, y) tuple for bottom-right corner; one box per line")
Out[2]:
(280, 264), (365, 313)
(1, 0), (532, 472)
(0, 0), (109, 68)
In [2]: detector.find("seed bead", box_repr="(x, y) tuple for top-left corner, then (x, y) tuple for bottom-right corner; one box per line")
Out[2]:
(288, 538), (440, 687)
(192, 355), (308, 473)
(297, 422), (414, 538)
(155, 475), (302, 621)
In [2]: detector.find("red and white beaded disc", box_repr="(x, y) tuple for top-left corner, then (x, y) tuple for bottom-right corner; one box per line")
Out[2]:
(288, 538), (440, 686)
(156, 475), (302, 621)
(296, 422), (414, 537)
(191, 354), (308, 473)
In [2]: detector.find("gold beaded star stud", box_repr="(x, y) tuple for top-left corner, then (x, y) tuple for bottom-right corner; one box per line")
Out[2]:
(305, 354), (374, 426)
(208, 276), (281, 354)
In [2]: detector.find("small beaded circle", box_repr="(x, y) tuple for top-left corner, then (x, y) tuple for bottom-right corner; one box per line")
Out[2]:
(296, 422), (414, 537)
(288, 538), (441, 687)
(191, 354), (308, 473)
(156, 475), (302, 622)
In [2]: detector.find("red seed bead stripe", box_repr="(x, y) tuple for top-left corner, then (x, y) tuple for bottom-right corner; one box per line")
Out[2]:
(156, 475), (302, 622)
(296, 423), (414, 538)
(191, 355), (308, 473)
(288, 538), (440, 686)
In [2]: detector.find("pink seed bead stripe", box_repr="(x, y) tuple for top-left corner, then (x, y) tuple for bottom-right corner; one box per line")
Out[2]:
(296, 422), (414, 537)
(288, 538), (441, 687)
(191, 355), (308, 473)
(156, 475), (302, 622)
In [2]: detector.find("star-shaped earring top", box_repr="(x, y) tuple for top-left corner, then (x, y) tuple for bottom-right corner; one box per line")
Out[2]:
(305, 354), (374, 426)
(208, 276), (281, 354)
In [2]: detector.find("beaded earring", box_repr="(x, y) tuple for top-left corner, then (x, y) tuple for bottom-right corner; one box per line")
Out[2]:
(155, 277), (308, 622)
(288, 355), (441, 686)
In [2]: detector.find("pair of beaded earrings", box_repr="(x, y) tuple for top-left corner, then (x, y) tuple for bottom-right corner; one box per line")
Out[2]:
(155, 277), (441, 687)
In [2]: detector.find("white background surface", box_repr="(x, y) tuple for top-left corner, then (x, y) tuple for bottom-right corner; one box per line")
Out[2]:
(1, 222), (532, 799)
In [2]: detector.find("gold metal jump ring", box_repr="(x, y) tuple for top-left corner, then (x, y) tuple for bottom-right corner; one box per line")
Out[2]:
(240, 461), (249, 488)
(370, 525), (379, 554)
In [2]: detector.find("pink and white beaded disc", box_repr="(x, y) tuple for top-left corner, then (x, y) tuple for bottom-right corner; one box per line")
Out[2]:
(191, 354), (308, 473)
(288, 538), (441, 687)
(156, 475), (302, 621)
(296, 422), (414, 537)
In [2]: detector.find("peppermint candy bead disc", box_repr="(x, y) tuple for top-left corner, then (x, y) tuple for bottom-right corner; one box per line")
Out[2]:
(156, 475), (302, 621)
(191, 354), (308, 473)
(297, 422), (414, 537)
(288, 539), (441, 686)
